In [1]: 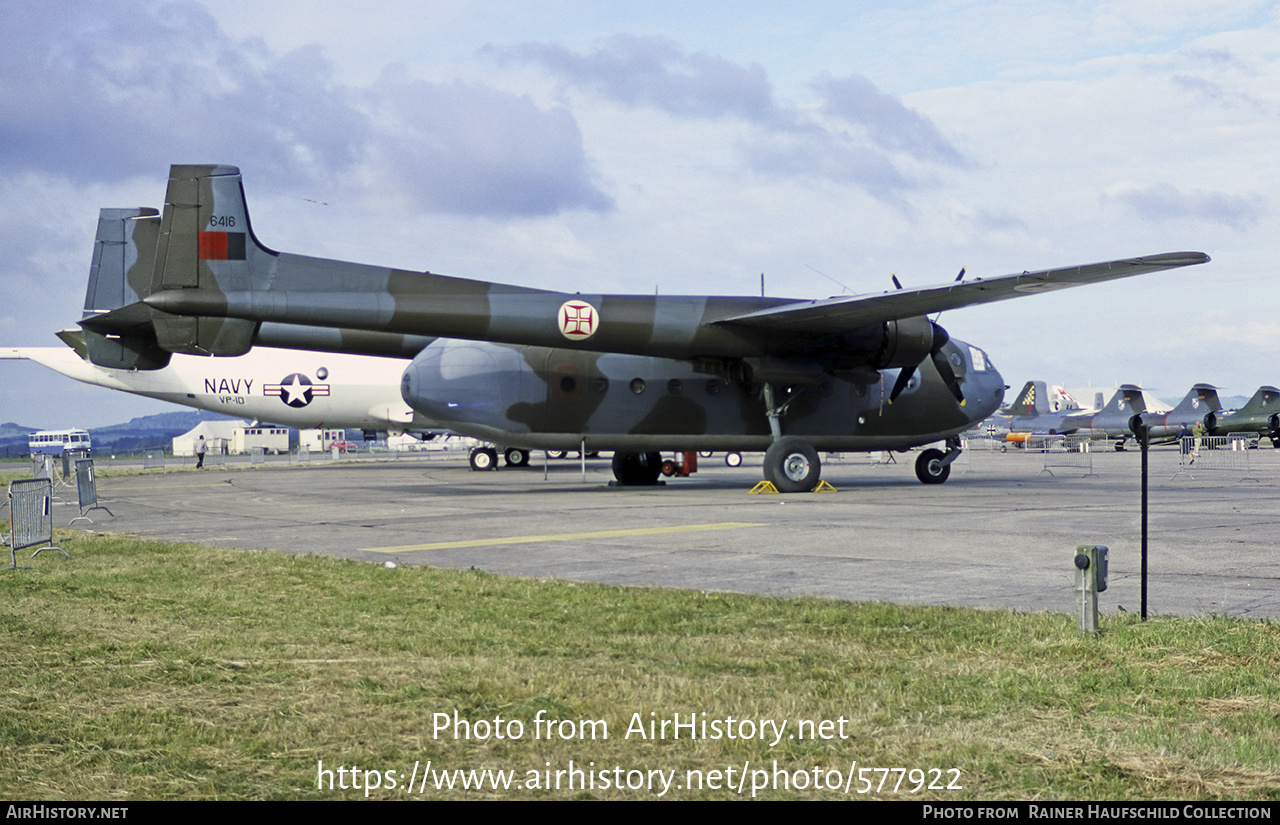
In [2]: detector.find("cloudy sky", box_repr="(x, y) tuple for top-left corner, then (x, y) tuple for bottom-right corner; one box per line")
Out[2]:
(2, 1), (1276, 428)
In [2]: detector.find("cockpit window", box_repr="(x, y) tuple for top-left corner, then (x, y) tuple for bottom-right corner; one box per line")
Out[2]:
(968, 346), (988, 372)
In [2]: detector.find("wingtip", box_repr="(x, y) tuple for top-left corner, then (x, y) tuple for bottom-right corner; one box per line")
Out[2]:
(1144, 251), (1211, 266)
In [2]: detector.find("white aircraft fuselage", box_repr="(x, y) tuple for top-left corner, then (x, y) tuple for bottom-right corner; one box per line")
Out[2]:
(3, 346), (434, 430)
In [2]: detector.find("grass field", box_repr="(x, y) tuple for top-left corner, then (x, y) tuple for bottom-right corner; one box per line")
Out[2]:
(1, 532), (1277, 800)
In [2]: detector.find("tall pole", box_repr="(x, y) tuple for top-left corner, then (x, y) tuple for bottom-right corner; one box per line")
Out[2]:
(1129, 415), (1150, 620)
(1141, 431), (1148, 619)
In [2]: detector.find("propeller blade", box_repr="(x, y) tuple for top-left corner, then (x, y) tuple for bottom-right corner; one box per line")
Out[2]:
(927, 321), (964, 405)
(931, 348), (965, 405)
(889, 366), (915, 402)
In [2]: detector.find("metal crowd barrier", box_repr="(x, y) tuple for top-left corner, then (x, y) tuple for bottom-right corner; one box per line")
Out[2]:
(1173, 435), (1254, 480)
(1039, 435), (1096, 477)
(69, 459), (113, 526)
(143, 450), (166, 471)
(31, 455), (54, 480)
(250, 446), (266, 466)
(5, 479), (68, 569)
(964, 436), (1004, 452)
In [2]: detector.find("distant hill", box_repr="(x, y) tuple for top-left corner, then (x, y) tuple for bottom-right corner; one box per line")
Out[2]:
(0, 421), (40, 439)
(91, 409), (238, 436)
(0, 410), (240, 458)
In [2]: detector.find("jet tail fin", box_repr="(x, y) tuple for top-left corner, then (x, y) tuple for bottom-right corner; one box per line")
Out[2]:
(1170, 384), (1222, 416)
(1005, 381), (1049, 417)
(1237, 386), (1280, 416)
(1102, 384), (1148, 416)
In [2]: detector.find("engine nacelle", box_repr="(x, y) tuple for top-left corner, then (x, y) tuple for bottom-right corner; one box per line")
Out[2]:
(877, 317), (936, 370)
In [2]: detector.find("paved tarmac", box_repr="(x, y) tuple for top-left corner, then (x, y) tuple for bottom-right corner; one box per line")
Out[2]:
(62, 445), (1280, 619)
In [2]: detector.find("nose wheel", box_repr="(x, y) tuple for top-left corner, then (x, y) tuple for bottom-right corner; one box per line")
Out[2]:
(914, 439), (961, 484)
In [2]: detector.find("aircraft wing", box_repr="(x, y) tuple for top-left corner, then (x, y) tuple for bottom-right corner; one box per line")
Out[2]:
(712, 252), (1209, 333)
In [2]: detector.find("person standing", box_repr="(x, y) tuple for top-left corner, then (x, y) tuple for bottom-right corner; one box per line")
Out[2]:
(195, 435), (207, 469)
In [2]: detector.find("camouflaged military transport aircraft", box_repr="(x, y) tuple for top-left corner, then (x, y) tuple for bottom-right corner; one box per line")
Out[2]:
(76, 165), (1210, 492)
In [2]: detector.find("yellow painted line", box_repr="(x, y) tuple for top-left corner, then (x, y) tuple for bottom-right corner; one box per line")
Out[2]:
(362, 522), (767, 554)
(111, 482), (233, 490)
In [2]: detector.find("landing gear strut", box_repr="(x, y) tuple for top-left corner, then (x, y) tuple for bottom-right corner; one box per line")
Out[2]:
(759, 383), (823, 493)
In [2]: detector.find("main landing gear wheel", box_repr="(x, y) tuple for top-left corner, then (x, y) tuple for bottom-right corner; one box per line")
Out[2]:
(914, 448), (951, 485)
(611, 452), (663, 486)
(763, 437), (821, 493)
(504, 447), (530, 467)
(470, 447), (498, 471)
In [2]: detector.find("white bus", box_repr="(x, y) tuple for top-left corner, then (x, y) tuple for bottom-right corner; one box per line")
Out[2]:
(29, 429), (92, 457)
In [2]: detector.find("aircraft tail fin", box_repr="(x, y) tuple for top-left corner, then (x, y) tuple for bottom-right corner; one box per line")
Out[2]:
(1235, 386), (1280, 417)
(83, 207), (160, 313)
(149, 164), (271, 294)
(1102, 384), (1148, 416)
(1005, 381), (1049, 416)
(80, 165), (265, 361)
(1170, 384), (1222, 416)
(79, 207), (173, 370)
(144, 164), (264, 357)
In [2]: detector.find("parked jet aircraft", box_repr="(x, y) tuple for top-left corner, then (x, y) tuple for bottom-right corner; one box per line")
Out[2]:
(76, 164), (1210, 491)
(997, 381), (1094, 440)
(1006, 383), (1145, 442)
(1205, 386), (1280, 446)
(1132, 384), (1222, 440)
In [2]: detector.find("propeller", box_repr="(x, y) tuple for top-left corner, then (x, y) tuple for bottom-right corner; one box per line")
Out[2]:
(886, 267), (967, 405)
(888, 320), (966, 406)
